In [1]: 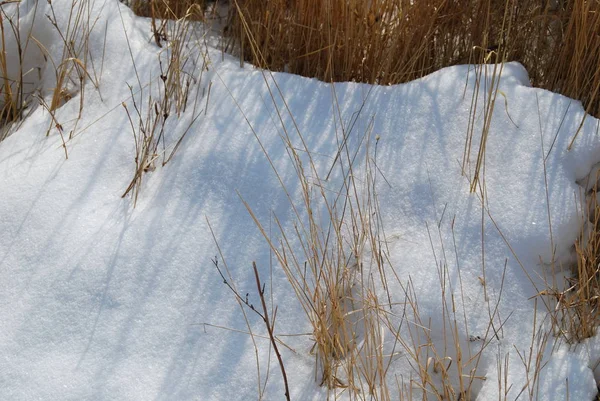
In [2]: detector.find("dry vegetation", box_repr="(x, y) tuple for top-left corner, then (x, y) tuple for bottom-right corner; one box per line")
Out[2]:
(239, 102), (396, 396)
(219, 76), (494, 399)
(120, 8), (211, 205)
(558, 166), (600, 342)
(0, 2), (25, 134)
(129, 0), (207, 18)
(0, 0), (101, 146)
(226, 0), (600, 119)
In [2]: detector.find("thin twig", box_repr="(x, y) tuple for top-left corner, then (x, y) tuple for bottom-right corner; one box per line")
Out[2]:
(253, 262), (291, 401)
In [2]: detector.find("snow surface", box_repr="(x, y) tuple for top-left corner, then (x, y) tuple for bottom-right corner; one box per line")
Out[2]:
(1, 0), (600, 400)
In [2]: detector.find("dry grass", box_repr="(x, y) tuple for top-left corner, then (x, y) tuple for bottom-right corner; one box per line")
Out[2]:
(240, 102), (395, 397)
(225, 60), (512, 397)
(1, 0), (104, 147)
(227, 0), (600, 345)
(0, 1), (34, 139)
(554, 158), (600, 342)
(130, 0), (207, 20)
(36, 0), (103, 157)
(235, 103), (523, 399)
(391, 242), (492, 400)
(127, 0), (212, 47)
(226, 0), (600, 119)
(0, 7), (19, 130)
(208, 0), (600, 396)
(120, 9), (211, 205)
(213, 52), (399, 395)
(43, 0), (98, 117)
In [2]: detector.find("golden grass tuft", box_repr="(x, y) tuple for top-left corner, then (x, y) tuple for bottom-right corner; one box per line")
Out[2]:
(241, 125), (394, 396)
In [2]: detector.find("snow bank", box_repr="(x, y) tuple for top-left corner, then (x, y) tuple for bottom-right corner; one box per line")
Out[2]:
(0, 1), (600, 400)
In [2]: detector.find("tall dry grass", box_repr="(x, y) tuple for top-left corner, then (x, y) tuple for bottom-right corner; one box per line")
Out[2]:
(0, 0), (103, 148)
(237, 90), (395, 396)
(122, 0), (600, 397)
(219, 59), (508, 397)
(227, 0), (600, 118)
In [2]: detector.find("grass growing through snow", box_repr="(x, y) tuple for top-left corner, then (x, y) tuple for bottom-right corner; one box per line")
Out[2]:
(234, 74), (395, 395)
(0, 0), (36, 139)
(120, 3), (212, 204)
(565, 188), (600, 341)
(220, 49), (514, 397)
(0, 2), (22, 131)
(0, 0), (103, 148)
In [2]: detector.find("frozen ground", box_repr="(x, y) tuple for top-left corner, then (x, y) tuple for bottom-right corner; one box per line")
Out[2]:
(1, 1), (600, 400)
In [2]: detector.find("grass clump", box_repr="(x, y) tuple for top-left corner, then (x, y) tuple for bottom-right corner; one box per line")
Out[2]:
(120, 7), (211, 205)
(223, 69), (398, 396)
(231, 72), (501, 398)
(243, 118), (393, 396)
(0, 0), (104, 148)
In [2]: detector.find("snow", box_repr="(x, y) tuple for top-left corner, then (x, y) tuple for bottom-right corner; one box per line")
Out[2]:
(1, 0), (600, 400)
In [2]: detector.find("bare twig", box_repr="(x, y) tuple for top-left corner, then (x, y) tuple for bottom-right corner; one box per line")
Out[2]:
(253, 262), (291, 401)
